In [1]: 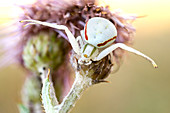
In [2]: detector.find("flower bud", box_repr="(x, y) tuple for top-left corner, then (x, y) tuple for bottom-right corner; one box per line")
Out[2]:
(22, 32), (66, 73)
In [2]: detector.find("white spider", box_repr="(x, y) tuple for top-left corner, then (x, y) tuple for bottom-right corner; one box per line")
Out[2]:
(21, 17), (157, 68)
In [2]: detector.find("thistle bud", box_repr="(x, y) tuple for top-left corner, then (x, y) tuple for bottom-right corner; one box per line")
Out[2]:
(22, 32), (66, 73)
(21, 75), (42, 113)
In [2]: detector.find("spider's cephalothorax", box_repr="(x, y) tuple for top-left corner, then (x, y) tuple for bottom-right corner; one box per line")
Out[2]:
(21, 17), (157, 68)
(78, 17), (117, 64)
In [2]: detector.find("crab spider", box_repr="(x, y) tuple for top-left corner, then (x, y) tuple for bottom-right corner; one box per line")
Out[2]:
(21, 17), (157, 68)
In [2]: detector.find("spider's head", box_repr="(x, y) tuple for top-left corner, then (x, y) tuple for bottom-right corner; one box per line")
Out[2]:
(79, 43), (99, 65)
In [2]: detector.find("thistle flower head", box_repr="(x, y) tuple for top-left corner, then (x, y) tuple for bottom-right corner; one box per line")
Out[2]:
(65, 3), (137, 82)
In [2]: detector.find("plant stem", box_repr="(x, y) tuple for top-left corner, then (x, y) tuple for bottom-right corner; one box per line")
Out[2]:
(57, 72), (92, 113)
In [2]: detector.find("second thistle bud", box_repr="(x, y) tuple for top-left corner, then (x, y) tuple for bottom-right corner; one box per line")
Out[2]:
(22, 32), (67, 73)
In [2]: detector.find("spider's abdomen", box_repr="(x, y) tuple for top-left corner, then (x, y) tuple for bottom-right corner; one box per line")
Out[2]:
(84, 17), (117, 48)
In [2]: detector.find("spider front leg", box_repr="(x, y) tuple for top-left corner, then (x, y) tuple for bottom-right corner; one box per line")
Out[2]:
(76, 36), (84, 49)
(93, 43), (158, 68)
(20, 20), (81, 55)
(108, 52), (120, 73)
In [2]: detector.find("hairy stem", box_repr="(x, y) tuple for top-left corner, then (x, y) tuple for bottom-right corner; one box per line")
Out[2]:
(40, 68), (59, 113)
(57, 72), (93, 113)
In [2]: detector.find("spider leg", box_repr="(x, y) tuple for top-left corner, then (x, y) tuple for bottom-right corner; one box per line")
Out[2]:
(108, 52), (120, 73)
(94, 43), (158, 68)
(20, 20), (81, 55)
(109, 52), (114, 64)
(76, 36), (84, 49)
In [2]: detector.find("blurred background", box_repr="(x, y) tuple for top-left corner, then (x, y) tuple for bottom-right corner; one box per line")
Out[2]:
(0, 0), (170, 113)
